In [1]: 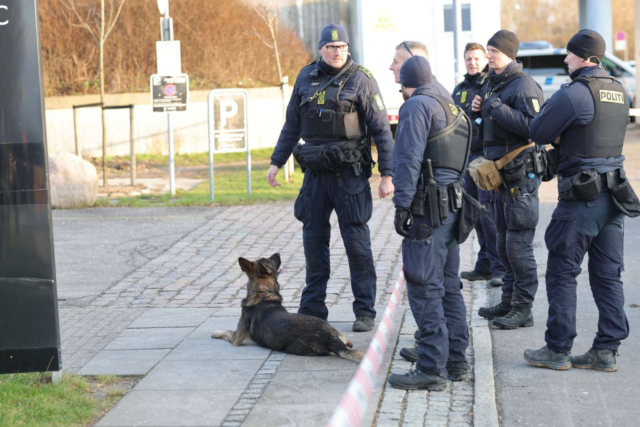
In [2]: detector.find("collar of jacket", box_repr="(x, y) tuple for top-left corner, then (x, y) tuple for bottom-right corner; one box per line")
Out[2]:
(464, 64), (490, 86)
(487, 60), (523, 84)
(569, 64), (608, 80)
(317, 56), (353, 75)
(413, 84), (442, 97)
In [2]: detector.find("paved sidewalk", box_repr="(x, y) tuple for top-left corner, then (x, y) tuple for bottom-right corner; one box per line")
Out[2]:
(54, 194), (490, 426)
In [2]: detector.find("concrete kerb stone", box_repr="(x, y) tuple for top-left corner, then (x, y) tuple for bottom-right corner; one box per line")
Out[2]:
(471, 282), (500, 427)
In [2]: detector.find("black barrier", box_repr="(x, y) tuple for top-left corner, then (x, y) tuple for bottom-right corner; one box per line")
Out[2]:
(0, 0), (62, 374)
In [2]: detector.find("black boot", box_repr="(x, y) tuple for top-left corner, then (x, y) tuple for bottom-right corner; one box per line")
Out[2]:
(400, 344), (418, 363)
(492, 307), (534, 329)
(460, 270), (492, 281)
(387, 368), (447, 391)
(524, 345), (571, 370)
(353, 316), (375, 332)
(488, 275), (504, 287)
(447, 361), (469, 381)
(478, 301), (511, 320)
(570, 347), (618, 372)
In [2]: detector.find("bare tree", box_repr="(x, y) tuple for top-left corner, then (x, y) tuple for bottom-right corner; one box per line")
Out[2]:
(58, 0), (127, 187)
(252, 0), (295, 180)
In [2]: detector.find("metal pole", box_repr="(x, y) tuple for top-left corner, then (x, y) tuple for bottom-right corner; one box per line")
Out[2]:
(208, 93), (215, 201)
(636, 0), (639, 126)
(452, 0), (463, 84)
(129, 105), (136, 186)
(164, 2), (176, 196)
(73, 106), (80, 157)
(247, 95), (251, 196)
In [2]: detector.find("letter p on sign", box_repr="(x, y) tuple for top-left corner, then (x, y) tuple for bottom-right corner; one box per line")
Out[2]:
(220, 99), (238, 127)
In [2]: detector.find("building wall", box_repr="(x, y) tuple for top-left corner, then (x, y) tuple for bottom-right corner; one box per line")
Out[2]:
(45, 87), (291, 156)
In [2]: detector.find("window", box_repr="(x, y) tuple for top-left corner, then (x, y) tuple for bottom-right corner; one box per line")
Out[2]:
(517, 55), (568, 76)
(443, 4), (471, 32)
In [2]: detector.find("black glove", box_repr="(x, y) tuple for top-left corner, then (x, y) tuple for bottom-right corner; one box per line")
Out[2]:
(394, 207), (412, 237)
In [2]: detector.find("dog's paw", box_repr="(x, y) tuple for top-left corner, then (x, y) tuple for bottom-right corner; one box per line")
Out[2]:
(211, 331), (226, 339)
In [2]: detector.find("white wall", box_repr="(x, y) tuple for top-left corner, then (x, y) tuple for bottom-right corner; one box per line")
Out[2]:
(45, 87), (290, 156)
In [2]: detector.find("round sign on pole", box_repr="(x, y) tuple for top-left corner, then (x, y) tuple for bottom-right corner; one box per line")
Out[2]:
(163, 84), (177, 96)
(157, 0), (168, 15)
(616, 31), (626, 41)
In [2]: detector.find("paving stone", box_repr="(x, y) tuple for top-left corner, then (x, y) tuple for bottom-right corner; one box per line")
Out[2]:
(78, 349), (170, 375)
(97, 390), (242, 427)
(127, 308), (216, 328)
(104, 327), (194, 350)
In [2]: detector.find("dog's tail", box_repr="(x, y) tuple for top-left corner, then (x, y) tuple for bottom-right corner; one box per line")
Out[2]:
(331, 339), (364, 363)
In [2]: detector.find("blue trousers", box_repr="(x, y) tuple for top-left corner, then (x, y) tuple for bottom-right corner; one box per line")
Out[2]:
(545, 191), (629, 354)
(402, 209), (469, 376)
(463, 164), (505, 276)
(294, 168), (376, 320)
(495, 168), (541, 308)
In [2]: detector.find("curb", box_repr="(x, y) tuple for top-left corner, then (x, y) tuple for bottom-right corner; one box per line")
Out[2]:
(471, 282), (500, 427)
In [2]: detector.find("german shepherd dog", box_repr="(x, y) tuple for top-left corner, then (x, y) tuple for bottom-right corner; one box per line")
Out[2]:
(211, 253), (364, 362)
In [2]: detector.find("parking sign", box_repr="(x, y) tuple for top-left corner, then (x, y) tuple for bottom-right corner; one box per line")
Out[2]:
(208, 90), (249, 152)
(150, 74), (188, 112)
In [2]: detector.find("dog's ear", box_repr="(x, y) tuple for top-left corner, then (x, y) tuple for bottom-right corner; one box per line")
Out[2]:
(269, 253), (281, 270)
(257, 260), (275, 278)
(238, 258), (253, 276)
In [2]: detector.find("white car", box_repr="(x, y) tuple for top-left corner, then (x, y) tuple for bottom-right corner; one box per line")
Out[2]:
(516, 41), (636, 108)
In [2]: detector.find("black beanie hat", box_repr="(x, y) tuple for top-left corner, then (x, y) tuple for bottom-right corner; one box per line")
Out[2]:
(487, 30), (519, 60)
(400, 56), (433, 88)
(567, 29), (606, 62)
(318, 23), (349, 49)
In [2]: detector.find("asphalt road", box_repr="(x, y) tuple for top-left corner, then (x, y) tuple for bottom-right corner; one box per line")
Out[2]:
(52, 207), (218, 305)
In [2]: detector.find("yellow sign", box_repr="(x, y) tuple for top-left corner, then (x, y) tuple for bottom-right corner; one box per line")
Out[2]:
(599, 90), (625, 104)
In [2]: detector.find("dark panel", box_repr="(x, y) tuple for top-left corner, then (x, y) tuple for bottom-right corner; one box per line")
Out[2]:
(0, 1), (44, 144)
(0, 279), (59, 350)
(0, 143), (48, 204)
(0, 204), (54, 280)
(0, 1), (61, 374)
(0, 349), (60, 374)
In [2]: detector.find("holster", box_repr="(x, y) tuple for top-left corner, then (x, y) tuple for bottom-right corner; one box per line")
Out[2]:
(611, 169), (640, 217)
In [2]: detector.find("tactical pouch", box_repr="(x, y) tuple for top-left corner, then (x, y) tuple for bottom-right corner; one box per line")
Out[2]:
(457, 189), (486, 244)
(611, 170), (640, 217)
(438, 187), (449, 221)
(572, 169), (601, 202)
(557, 175), (577, 201)
(468, 157), (503, 192)
(450, 182), (463, 214)
(502, 160), (526, 183)
(541, 148), (559, 182)
(292, 143), (344, 173)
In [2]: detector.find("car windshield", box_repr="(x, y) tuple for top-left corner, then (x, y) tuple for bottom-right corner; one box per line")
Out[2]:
(601, 58), (633, 78)
(518, 54), (568, 76)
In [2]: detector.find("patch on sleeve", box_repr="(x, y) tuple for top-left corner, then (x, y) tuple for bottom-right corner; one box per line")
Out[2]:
(374, 94), (385, 111)
(358, 66), (373, 78)
(531, 98), (541, 113)
(318, 90), (326, 105)
(448, 104), (460, 116)
(460, 91), (467, 103)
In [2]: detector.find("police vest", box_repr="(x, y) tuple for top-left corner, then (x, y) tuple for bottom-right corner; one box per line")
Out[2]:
(299, 61), (366, 142)
(559, 75), (628, 161)
(418, 93), (472, 173)
(481, 71), (529, 147)
(453, 72), (487, 153)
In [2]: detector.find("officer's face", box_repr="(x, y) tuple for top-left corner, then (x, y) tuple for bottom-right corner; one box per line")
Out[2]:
(565, 51), (585, 74)
(464, 49), (488, 76)
(320, 43), (348, 68)
(486, 46), (512, 74)
(390, 48), (411, 84)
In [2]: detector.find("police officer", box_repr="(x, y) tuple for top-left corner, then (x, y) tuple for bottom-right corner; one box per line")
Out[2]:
(389, 40), (450, 97)
(266, 23), (395, 332)
(524, 30), (635, 371)
(387, 56), (471, 390)
(472, 30), (545, 329)
(454, 42), (505, 287)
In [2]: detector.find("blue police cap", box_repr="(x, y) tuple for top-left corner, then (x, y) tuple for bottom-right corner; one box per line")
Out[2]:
(400, 56), (433, 88)
(318, 23), (349, 49)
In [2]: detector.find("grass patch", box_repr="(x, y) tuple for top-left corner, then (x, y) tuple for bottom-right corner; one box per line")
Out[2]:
(0, 372), (137, 426)
(114, 161), (305, 207)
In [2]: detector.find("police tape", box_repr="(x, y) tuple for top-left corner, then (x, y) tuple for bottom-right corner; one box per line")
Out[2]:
(327, 270), (406, 427)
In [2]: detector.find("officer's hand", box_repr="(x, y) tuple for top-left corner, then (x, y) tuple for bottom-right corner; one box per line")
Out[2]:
(379, 176), (394, 199)
(266, 165), (281, 188)
(394, 207), (412, 237)
(471, 95), (483, 112)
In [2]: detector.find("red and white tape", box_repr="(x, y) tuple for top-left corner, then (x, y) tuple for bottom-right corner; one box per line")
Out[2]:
(327, 270), (406, 427)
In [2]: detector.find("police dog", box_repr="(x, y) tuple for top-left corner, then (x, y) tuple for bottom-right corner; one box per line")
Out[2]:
(211, 253), (364, 362)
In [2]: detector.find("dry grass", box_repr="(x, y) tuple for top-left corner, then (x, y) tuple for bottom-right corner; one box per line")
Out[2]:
(39, 0), (312, 96)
